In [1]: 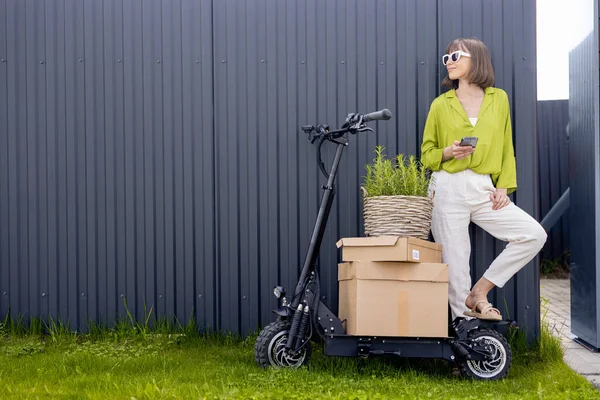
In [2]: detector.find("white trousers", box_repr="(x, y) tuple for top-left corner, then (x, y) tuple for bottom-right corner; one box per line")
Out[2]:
(429, 169), (547, 320)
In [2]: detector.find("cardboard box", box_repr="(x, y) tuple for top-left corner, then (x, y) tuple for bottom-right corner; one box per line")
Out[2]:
(336, 236), (442, 263)
(338, 261), (449, 337)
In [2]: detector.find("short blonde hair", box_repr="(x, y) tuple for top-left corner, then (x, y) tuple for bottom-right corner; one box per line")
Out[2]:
(442, 37), (495, 90)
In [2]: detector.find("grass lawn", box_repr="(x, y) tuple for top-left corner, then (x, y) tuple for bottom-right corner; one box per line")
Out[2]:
(0, 320), (598, 400)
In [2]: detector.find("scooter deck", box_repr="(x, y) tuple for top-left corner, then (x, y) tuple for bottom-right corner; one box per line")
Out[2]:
(323, 334), (456, 360)
(320, 316), (515, 362)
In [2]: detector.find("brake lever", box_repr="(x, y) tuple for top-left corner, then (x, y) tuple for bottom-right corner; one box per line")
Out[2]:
(348, 120), (373, 135)
(307, 124), (329, 143)
(342, 113), (359, 129)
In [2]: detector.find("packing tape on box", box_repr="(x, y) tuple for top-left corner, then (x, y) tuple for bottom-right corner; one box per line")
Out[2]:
(397, 290), (409, 336)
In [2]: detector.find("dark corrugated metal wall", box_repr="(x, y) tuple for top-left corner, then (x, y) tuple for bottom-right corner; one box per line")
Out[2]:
(568, 24), (600, 347)
(0, 0), (540, 339)
(537, 100), (570, 264)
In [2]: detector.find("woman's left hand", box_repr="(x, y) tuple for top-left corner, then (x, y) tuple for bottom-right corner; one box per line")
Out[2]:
(490, 188), (511, 210)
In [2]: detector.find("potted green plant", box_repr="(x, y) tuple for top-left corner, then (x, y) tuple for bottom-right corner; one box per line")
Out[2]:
(361, 145), (433, 240)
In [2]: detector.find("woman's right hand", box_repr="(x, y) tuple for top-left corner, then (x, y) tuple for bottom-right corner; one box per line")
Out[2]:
(442, 140), (476, 161)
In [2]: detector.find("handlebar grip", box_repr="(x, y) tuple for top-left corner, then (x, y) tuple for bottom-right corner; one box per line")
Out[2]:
(362, 109), (392, 122)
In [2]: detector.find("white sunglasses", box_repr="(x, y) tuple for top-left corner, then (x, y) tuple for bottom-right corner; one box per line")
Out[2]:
(442, 50), (471, 66)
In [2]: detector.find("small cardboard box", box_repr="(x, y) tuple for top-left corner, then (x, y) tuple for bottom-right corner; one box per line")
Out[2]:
(338, 261), (449, 337)
(336, 236), (442, 263)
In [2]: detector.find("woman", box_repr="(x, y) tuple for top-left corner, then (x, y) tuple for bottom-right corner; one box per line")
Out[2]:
(421, 38), (547, 321)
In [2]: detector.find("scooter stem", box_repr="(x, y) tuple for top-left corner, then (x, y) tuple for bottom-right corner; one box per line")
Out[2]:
(290, 140), (347, 308)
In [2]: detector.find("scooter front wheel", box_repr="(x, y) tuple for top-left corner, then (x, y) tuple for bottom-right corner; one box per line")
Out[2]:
(458, 328), (512, 380)
(255, 320), (311, 368)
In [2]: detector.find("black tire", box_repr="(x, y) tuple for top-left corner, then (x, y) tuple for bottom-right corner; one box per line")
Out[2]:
(254, 320), (312, 368)
(458, 328), (512, 380)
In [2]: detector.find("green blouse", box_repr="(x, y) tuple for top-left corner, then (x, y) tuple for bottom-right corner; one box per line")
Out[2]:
(420, 87), (517, 194)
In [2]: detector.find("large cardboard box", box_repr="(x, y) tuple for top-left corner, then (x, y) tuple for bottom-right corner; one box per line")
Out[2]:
(336, 236), (442, 263)
(338, 261), (449, 337)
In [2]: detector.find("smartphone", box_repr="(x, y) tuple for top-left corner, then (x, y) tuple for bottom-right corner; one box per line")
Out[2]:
(460, 136), (478, 148)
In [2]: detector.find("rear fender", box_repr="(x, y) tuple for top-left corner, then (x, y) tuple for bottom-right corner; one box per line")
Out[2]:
(453, 317), (518, 340)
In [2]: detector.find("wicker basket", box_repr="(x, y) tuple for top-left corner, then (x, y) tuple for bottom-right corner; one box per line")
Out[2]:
(361, 187), (433, 240)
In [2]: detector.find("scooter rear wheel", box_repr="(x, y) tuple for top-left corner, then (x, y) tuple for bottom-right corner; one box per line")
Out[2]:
(255, 320), (311, 368)
(458, 328), (512, 380)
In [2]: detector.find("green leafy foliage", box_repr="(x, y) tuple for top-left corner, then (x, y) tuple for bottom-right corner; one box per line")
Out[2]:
(540, 250), (571, 278)
(363, 146), (431, 198)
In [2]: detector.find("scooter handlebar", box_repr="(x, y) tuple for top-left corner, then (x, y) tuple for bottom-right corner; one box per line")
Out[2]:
(362, 109), (392, 122)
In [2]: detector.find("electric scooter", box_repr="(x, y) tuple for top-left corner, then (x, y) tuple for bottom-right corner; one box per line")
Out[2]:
(254, 109), (515, 380)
